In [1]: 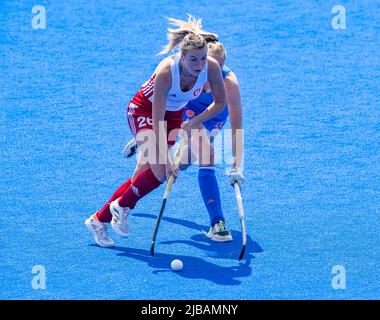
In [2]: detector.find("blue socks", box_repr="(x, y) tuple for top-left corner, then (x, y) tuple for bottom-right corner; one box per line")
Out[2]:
(198, 166), (225, 226)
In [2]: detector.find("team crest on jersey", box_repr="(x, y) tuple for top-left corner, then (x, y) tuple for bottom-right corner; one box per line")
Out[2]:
(194, 88), (201, 96)
(186, 110), (195, 118)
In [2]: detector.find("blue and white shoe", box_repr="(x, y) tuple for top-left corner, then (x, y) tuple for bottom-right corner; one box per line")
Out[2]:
(206, 220), (233, 242)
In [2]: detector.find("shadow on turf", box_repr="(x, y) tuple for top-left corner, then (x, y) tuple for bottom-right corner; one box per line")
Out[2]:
(132, 213), (263, 263)
(106, 245), (251, 285)
(89, 213), (263, 284)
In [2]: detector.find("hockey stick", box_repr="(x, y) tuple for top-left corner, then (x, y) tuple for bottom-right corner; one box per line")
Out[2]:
(150, 138), (187, 256)
(234, 183), (247, 260)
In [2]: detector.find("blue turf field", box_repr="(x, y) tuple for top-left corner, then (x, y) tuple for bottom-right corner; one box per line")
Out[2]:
(1, 0), (379, 299)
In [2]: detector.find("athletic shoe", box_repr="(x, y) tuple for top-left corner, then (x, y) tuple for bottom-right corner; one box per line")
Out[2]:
(110, 200), (130, 237)
(207, 220), (233, 242)
(123, 138), (137, 158)
(85, 215), (115, 247)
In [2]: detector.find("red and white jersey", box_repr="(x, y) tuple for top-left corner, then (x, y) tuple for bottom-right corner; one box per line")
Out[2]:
(140, 53), (208, 111)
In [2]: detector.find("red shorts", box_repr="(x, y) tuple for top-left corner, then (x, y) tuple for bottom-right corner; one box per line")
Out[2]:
(126, 90), (183, 146)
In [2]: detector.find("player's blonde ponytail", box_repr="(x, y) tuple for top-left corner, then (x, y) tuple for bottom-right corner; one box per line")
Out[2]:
(159, 14), (219, 55)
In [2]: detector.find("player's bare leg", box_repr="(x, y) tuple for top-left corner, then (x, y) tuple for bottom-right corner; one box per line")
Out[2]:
(110, 130), (167, 237)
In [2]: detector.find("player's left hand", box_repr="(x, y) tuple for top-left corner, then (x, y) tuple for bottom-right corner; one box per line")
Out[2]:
(181, 118), (200, 137)
(230, 167), (245, 187)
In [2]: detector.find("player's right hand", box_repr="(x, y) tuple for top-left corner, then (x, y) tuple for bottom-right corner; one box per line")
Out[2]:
(166, 157), (179, 180)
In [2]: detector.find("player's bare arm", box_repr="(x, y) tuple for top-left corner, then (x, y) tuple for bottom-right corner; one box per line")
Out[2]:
(225, 71), (243, 168)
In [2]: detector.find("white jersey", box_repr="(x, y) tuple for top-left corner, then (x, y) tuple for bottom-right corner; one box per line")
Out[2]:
(140, 53), (208, 111)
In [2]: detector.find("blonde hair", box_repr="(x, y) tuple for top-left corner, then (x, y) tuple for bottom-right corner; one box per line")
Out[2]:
(208, 41), (227, 61)
(159, 14), (219, 55)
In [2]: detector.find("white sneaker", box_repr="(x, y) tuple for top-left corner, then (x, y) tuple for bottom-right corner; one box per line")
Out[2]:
(85, 215), (115, 247)
(206, 220), (233, 242)
(110, 200), (130, 237)
(123, 138), (137, 158)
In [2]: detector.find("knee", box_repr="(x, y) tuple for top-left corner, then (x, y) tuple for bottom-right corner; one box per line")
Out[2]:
(199, 146), (215, 166)
(150, 164), (166, 183)
(209, 148), (215, 165)
(133, 162), (150, 180)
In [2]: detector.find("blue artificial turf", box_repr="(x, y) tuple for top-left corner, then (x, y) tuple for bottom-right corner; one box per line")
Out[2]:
(1, 0), (379, 299)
